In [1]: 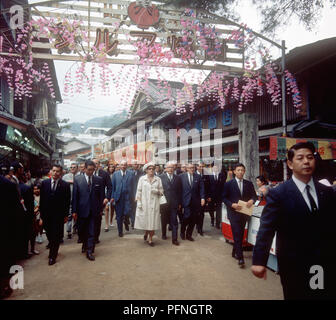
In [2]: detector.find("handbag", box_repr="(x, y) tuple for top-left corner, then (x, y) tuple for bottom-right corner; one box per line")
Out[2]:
(159, 194), (167, 205)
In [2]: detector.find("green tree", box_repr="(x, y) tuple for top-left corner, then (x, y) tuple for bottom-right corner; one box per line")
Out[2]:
(162, 0), (336, 34)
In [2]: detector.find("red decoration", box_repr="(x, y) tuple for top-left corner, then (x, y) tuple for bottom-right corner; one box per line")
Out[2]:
(128, 2), (160, 29)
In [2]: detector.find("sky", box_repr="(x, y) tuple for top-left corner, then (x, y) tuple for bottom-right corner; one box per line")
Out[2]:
(49, 0), (336, 123)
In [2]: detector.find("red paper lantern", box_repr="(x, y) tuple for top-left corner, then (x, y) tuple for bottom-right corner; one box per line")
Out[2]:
(128, 2), (160, 29)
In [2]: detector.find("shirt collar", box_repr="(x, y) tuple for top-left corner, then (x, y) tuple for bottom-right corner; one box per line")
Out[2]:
(235, 177), (243, 183)
(292, 175), (314, 193)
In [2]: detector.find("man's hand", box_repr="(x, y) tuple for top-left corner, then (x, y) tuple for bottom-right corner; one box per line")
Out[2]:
(251, 265), (267, 280)
(207, 197), (211, 202)
(72, 213), (77, 221)
(246, 200), (254, 208)
(39, 219), (43, 227)
(201, 199), (205, 206)
(111, 198), (115, 203)
(232, 203), (242, 211)
(103, 198), (109, 206)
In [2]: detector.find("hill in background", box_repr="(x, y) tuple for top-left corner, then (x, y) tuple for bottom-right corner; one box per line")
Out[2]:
(61, 110), (128, 134)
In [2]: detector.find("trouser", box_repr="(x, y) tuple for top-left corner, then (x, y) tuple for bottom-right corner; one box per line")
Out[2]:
(209, 202), (222, 227)
(229, 217), (248, 260)
(78, 212), (95, 254)
(160, 205), (171, 238)
(170, 207), (179, 242)
(197, 206), (206, 233)
(115, 196), (129, 235)
(181, 206), (198, 238)
(94, 214), (102, 242)
(45, 224), (63, 260)
(130, 201), (136, 228)
(177, 207), (183, 224)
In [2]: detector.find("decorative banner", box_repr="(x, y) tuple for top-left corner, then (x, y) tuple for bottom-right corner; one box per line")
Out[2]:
(269, 136), (336, 160)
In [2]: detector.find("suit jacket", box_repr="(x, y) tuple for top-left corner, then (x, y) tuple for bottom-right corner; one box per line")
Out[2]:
(197, 171), (211, 200)
(40, 178), (71, 223)
(253, 178), (336, 269)
(159, 172), (182, 210)
(180, 172), (205, 211)
(209, 172), (227, 204)
(72, 175), (104, 218)
(130, 169), (143, 200)
(19, 182), (34, 219)
(222, 178), (257, 221)
(96, 168), (112, 200)
(111, 170), (134, 203)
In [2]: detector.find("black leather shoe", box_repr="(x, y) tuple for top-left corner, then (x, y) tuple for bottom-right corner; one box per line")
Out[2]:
(199, 231), (204, 236)
(186, 236), (195, 242)
(48, 258), (56, 265)
(180, 233), (185, 240)
(86, 253), (95, 261)
(125, 224), (129, 231)
(119, 233), (123, 237)
(144, 234), (148, 241)
(168, 226), (172, 231)
(95, 240), (100, 244)
(77, 239), (83, 244)
(81, 245), (87, 253)
(216, 224), (220, 229)
(232, 248), (237, 259)
(162, 235), (167, 240)
(172, 240), (180, 246)
(67, 234), (72, 239)
(148, 241), (155, 247)
(238, 259), (245, 268)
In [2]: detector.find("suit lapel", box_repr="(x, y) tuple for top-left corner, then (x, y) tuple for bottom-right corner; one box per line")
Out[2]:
(288, 178), (311, 214)
(314, 180), (324, 211)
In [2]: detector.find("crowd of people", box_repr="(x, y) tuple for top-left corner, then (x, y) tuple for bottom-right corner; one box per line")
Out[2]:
(1, 141), (336, 300)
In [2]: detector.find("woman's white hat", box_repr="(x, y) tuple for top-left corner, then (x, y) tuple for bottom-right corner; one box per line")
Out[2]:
(143, 162), (155, 172)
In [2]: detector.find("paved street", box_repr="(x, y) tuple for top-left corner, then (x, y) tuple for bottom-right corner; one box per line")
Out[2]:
(7, 215), (283, 300)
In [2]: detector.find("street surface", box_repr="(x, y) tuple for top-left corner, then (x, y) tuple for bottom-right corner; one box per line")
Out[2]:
(7, 215), (283, 300)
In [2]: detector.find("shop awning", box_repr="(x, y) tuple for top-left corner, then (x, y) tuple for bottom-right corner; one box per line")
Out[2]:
(269, 136), (336, 160)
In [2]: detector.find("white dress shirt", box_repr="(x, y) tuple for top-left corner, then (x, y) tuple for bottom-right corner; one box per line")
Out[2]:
(84, 173), (92, 185)
(292, 175), (319, 211)
(235, 177), (243, 195)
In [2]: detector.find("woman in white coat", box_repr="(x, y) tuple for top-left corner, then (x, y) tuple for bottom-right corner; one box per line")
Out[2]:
(134, 162), (164, 246)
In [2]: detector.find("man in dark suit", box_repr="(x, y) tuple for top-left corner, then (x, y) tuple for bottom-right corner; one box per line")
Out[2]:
(251, 142), (336, 300)
(130, 161), (142, 229)
(92, 159), (112, 243)
(111, 160), (134, 237)
(40, 164), (71, 265)
(222, 163), (257, 268)
(196, 162), (210, 236)
(159, 161), (182, 245)
(72, 160), (104, 261)
(208, 165), (227, 229)
(180, 163), (205, 241)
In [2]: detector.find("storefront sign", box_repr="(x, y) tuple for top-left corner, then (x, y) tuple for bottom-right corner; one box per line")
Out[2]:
(222, 109), (232, 126)
(269, 136), (336, 160)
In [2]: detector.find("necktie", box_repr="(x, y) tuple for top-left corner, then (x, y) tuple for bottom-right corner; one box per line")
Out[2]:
(306, 185), (318, 213)
(88, 176), (92, 191)
(169, 174), (172, 182)
(239, 180), (242, 195)
(189, 174), (193, 186)
(52, 180), (56, 192)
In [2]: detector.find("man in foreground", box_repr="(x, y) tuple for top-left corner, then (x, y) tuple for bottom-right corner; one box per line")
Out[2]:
(251, 142), (336, 299)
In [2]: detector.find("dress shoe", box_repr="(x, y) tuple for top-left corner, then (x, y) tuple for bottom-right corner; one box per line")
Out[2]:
(67, 233), (72, 239)
(95, 240), (100, 244)
(48, 258), (56, 265)
(125, 224), (129, 231)
(180, 233), (186, 240)
(216, 224), (220, 229)
(172, 240), (180, 246)
(77, 239), (83, 244)
(232, 248), (237, 259)
(144, 234), (148, 241)
(238, 259), (245, 268)
(119, 233), (123, 237)
(104, 228), (109, 232)
(168, 226), (172, 231)
(86, 253), (95, 261)
(148, 241), (155, 247)
(46, 243), (50, 249)
(81, 245), (87, 253)
(198, 231), (204, 236)
(162, 235), (167, 240)
(186, 236), (195, 242)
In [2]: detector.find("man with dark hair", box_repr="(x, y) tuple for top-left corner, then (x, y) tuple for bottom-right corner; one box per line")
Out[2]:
(223, 163), (257, 268)
(92, 159), (112, 243)
(72, 160), (105, 261)
(252, 142), (336, 300)
(40, 164), (71, 265)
